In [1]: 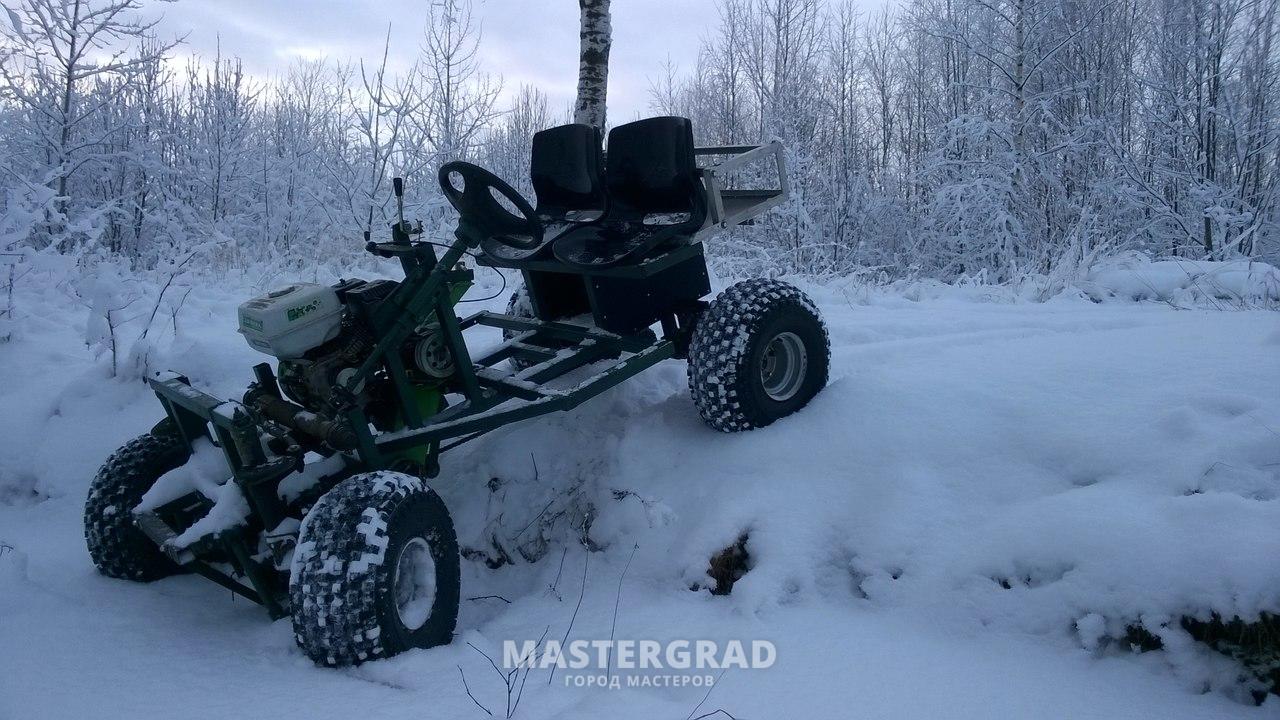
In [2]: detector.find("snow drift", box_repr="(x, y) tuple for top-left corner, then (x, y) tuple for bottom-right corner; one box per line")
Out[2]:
(1081, 254), (1280, 305)
(0, 255), (1278, 718)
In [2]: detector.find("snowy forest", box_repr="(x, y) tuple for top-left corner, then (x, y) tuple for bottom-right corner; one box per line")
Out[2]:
(1, 0), (1278, 282)
(5, 1), (1280, 714)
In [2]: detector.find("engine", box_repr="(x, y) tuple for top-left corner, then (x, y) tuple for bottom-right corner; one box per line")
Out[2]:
(237, 279), (455, 417)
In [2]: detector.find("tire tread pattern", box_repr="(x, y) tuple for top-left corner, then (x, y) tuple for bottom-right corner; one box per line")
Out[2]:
(84, 428), (189, 582)
(687, 279), (831, 432)
(289, 471), (458, 667)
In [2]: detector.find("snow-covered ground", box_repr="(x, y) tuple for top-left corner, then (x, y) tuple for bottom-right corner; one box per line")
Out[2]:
(1, 262), (1278, 719)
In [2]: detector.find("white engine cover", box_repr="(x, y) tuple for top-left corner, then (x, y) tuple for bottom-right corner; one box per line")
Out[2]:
(237, 283), (343, 359)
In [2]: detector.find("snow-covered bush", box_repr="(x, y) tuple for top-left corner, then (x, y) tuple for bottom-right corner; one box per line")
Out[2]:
(1080, 254), (1280, 307)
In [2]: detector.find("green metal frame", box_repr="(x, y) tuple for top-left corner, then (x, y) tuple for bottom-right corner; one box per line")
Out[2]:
(141, 225), (673, 616)
(131, 139), (793, 620)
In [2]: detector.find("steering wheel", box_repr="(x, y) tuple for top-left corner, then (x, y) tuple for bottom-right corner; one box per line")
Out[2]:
(438, 161), (543, 249)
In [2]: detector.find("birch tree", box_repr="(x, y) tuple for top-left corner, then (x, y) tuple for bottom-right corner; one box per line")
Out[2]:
(574, 0), (611, 130)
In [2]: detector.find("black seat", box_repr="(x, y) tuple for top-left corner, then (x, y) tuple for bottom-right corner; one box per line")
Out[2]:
(480, 123), (606, 264)
(552, 116), (707, 269)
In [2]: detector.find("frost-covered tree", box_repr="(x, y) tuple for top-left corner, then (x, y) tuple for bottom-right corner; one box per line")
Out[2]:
(0, 0), (178, 248)
(0, 0), (1275, 277)
(481, 86), (556, 197)
(652, 0), (1280, 277)
(331, 31), (425, 240)
(420, 0), (500, 166)
(261, 60), (345, 255)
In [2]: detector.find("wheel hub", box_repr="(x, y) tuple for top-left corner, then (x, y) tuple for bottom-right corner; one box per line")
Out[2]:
(393, 537), (437, 631)
(413, 331), (455, 378)
(759, 331), (807, 402)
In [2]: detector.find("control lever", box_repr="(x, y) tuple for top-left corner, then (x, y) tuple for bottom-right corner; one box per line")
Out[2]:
(390, 176), (423, 244)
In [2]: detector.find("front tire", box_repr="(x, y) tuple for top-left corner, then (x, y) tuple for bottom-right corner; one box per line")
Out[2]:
(84, 423), (190, 581)
(687, 279), (830, 432)
(290, 471), (460, 667)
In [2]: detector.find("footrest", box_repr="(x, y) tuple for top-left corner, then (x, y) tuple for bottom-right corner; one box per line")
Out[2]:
(508, 340), (559, 363)
(134, 510), (195, 565)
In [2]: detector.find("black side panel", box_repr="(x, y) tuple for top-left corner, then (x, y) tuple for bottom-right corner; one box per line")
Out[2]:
(522, 269), (592, 320)
(585, 248), (711, 334)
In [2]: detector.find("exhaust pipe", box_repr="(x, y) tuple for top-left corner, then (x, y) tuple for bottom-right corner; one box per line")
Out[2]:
(246, 391), (359, 451)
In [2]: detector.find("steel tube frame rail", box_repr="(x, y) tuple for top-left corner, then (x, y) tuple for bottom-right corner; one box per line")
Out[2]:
(374, 339), (674, 454)
(693, 141), (790, 242)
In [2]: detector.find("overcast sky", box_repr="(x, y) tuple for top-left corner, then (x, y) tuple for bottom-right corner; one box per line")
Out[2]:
(151, 0), (724, 122)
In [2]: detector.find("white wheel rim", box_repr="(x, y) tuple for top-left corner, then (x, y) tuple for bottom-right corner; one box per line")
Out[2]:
(760, 331), (808, 402)
(393, 537), (437, 631)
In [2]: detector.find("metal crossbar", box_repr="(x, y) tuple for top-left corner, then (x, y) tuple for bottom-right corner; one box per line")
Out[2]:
(693, 141), (790, 241)
(375, 339), (674, 452)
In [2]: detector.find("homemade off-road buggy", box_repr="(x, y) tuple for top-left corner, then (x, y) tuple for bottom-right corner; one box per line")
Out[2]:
(84, 117), (831, 666)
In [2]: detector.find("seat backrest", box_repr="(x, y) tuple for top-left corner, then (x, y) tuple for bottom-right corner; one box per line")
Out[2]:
(605, 116), (702, 218)
(530, 123), (605, 218)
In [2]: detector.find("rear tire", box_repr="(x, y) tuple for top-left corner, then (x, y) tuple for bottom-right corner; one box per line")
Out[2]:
(84, 422), (190, 581)
(290, 471), (460, 667)
(687, 279), (830, 432)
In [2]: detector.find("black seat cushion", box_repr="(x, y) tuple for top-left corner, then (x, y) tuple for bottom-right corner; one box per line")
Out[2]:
(481, 123), (605, 264)
(552, 116), (707, 269)
(550, 222), (692, 268)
